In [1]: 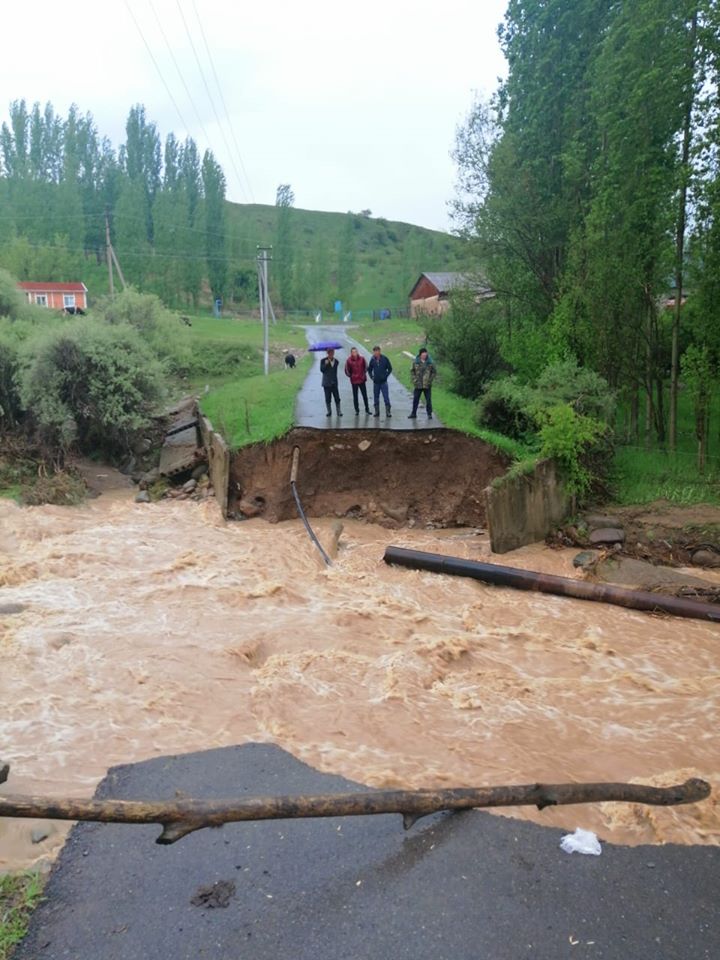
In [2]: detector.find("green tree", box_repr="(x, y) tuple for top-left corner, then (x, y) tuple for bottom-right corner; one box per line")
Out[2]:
(178, 137), (203, 305)
(427, 291), (505, 397)
(201, 150), (227, 302)
(114, 176), (151, 287)
(336, 215), (356, 305)
(274, 183), (295, 308)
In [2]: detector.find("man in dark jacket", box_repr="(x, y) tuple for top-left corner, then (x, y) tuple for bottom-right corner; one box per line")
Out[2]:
(408, 347), (437, 419)
(320, 349), (342, 417)
(367, 345), (392, 418)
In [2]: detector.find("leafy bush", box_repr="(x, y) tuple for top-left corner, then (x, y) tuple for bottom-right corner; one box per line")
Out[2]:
(536, 403), (607, 498)
(93, 288), (191, 374)
(498, 315), (555, 382)
(20, 320), (164, 457)
(478, 358), (615, 500)
(477, 377), (536, 440)
(428, 291), (506, 397)
(0, 324), (22, 427)
(0, 267), (31, 320)
(534, 358), (616, 422)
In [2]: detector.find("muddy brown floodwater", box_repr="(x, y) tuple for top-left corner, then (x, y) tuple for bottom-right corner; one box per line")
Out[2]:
(1, 494), (718, 871)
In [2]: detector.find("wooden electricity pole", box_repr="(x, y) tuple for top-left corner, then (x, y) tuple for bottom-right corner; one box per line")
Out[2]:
(105, 208), (127, 295)
(257, 246), (273, 375)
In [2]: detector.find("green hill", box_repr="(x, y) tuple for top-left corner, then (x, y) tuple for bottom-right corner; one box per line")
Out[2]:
(224, 203), (465, 313)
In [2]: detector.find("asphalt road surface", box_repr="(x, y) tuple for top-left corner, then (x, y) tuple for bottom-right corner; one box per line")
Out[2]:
(294, 325), (442, 430)
(15, 743), (719, 960)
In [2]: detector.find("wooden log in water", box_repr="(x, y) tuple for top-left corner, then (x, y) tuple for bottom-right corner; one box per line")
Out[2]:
(0, 778), (710, 845)
(383, 546), (720, 623)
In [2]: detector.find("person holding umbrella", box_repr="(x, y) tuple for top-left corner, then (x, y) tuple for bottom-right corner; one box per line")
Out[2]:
(368, 345), (393, 418)
(344, 346), (371, 415)
(320, 348), (342, 418)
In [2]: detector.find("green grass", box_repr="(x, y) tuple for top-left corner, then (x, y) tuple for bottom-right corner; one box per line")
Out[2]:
(0, 872), (44, 960)
(612, 388), (720, 505)
(178, 314), (309, 392)
(612, 446), (720, 505)
(185, 314), (307, 349)
(200, 356), (312, 449)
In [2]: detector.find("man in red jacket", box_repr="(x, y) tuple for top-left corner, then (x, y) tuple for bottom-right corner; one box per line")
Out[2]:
(344, 346), (371, 415)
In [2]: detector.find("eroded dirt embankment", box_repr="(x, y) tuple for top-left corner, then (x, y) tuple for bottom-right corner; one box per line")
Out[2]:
(229, 428), (510, 526)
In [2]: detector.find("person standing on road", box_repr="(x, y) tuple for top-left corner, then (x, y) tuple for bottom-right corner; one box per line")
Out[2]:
(344, 347), (371, 415)
(408, 347), (437, 420)
(368, 345), (393, 418)
(320, 349), (342, 417)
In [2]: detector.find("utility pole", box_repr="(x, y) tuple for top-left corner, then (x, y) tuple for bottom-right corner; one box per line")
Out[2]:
(105, 207), (114, 297)
(257, 246), (272, 375)
(105, 208), (127, 295)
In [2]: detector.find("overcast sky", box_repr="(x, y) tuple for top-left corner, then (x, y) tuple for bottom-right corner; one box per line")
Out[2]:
(1, 0), (508, 232)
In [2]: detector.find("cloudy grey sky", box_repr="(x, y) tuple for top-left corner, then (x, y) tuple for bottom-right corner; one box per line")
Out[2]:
(2, 0), (507, 231)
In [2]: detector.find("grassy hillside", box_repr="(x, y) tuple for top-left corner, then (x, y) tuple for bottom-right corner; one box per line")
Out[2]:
(225, 203), (465, 312)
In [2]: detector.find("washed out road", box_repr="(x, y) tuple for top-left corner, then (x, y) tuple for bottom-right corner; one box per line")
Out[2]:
(15, 744), (720, 960)
(294, 325), (442, 430)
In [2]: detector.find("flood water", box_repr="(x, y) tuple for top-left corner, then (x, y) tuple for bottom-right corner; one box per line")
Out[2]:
(1, 494), (718, 870)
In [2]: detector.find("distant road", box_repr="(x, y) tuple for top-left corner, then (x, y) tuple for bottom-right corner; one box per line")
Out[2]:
(294, 325), (442, 431)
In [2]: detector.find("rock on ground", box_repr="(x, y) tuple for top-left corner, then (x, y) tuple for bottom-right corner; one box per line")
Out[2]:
(589, 527), (625, 545)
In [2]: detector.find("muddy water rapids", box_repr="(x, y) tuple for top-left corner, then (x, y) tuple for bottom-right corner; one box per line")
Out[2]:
(1, 492), (718, 870)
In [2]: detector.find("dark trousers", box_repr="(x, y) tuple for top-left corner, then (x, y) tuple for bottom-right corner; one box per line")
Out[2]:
(372, 380), (390, 410)
(412, 387), (432, 415)
(351, 382), (370, 412)
(323, 385), (340, 410)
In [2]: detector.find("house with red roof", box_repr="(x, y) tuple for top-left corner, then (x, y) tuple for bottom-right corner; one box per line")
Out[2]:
(18, 281), (88, 312)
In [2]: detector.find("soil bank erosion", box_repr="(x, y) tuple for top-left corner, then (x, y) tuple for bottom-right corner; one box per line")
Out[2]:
(230, 428), (510, 525)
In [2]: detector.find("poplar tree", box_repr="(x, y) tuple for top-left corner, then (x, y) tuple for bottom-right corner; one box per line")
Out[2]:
(201, 150), (227, 303)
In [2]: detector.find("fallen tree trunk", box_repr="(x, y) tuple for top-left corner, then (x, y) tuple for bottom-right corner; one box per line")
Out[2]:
(0, 778), (710, 845)
(383, 546), (720, 623)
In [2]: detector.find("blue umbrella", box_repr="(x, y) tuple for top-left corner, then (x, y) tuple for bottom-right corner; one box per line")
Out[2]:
(308, 341), (344, 351)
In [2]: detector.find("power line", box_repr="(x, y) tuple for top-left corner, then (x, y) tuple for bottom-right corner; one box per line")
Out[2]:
(146, 0), (217, 162)
(189, 0), (255, 202)
(2, 236), (282, 264)
(174, 0), (249, 202)
(123, 0), (191, 138)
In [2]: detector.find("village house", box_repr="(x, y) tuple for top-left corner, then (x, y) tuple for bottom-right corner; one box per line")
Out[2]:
(17, 281), (88, 312)
(408, 272), (494, 317)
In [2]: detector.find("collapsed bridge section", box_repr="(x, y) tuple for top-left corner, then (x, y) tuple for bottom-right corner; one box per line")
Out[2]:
(229, 427), (511, 527)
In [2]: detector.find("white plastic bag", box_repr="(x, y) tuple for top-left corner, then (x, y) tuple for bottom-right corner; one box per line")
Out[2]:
(560, 827), (602, 856)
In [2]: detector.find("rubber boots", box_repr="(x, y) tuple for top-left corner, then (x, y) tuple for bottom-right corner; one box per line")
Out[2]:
(386, 406), (392, 418)
(336, 403), (343, 418)
(326, 403), (332, 417)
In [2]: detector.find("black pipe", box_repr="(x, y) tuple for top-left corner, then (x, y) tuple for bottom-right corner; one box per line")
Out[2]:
(290, 446), (332, 566)
(164, 418), (199, 438)
(383, 546), (720, 623)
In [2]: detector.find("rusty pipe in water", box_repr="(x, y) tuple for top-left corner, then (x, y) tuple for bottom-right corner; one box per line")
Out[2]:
(383, 546), (720, 623)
